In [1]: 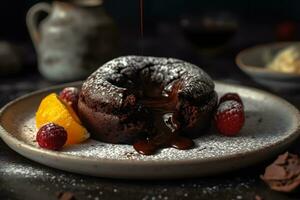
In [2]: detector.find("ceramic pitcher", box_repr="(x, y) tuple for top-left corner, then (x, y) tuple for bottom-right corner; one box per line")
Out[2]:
(27, 0), (118, 82)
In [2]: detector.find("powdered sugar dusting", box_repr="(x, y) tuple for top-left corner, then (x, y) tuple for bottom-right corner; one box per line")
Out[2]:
(217, 100), (243, 114)
(0, 162), (45, 177)
(80, 56), (215, 112)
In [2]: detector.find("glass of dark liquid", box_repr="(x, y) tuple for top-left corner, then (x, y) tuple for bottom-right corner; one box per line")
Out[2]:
(180, 12), (238, 55)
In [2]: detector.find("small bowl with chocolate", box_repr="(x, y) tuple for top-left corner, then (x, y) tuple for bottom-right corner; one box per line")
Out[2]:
(236, 42), (300, 92)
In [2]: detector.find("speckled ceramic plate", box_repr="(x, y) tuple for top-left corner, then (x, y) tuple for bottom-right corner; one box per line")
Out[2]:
(1, 82), (300, 179)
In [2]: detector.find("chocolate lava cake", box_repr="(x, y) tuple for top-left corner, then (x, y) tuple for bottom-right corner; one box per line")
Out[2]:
(78, 56), (218, 154)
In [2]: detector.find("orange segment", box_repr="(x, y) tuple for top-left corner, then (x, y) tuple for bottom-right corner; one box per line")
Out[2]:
(36, 93), (89, 145)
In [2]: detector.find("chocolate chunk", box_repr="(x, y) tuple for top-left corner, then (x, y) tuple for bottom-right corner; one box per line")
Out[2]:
(286, 158), (300, 179)
(56, 191), (76, 200)
(261, 152), (300, 192)
(274, 152), (289, 165)
(255, 195), (263, 200)
(267, 178), (300, 193)
(262, 165), (287, 180)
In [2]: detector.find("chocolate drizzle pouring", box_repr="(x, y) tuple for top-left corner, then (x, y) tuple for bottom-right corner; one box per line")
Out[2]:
(133, 81), (195, 155)
(139, 0), (144, 55)
(261, 152), (300, 192)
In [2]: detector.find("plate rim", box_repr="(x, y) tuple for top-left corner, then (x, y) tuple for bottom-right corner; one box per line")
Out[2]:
(1, 81), (300, 167)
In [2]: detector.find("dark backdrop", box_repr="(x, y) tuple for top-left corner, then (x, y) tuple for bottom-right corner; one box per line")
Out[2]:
(1, 0), (300, 41)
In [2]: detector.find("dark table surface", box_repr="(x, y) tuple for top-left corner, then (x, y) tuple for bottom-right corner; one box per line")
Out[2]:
(1, 22), (300, 200)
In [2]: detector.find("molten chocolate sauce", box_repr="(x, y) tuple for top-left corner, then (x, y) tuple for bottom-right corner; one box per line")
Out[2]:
(133, 2), (194, 155)
(133, 81), (194, 155)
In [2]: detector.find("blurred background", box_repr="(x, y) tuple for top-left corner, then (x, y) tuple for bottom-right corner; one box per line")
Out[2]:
(3, 0), (300, 63)
(3, 0), (300, 42)
(1, 0), (300, 106)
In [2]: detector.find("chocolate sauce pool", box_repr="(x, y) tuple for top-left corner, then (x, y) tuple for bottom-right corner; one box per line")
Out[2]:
(133, 81), (194, 155)
(134, 135), (194, 155)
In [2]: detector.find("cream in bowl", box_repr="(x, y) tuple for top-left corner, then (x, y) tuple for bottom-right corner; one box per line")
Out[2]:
(267, 45), (300, 75)
(236, 42), (300, 92)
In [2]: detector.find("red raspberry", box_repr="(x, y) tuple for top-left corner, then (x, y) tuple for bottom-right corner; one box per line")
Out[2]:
(59, 87), (79, 112)
(214, 100), (245, 136)
(36, 123), (67, 150)
(219, 93), (243, 105)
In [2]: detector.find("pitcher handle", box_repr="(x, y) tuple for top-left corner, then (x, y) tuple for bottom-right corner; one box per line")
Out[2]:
(26, 2), (52, 49)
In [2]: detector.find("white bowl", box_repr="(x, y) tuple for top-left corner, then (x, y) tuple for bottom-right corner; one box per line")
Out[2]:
(236, 42), (300, 92)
